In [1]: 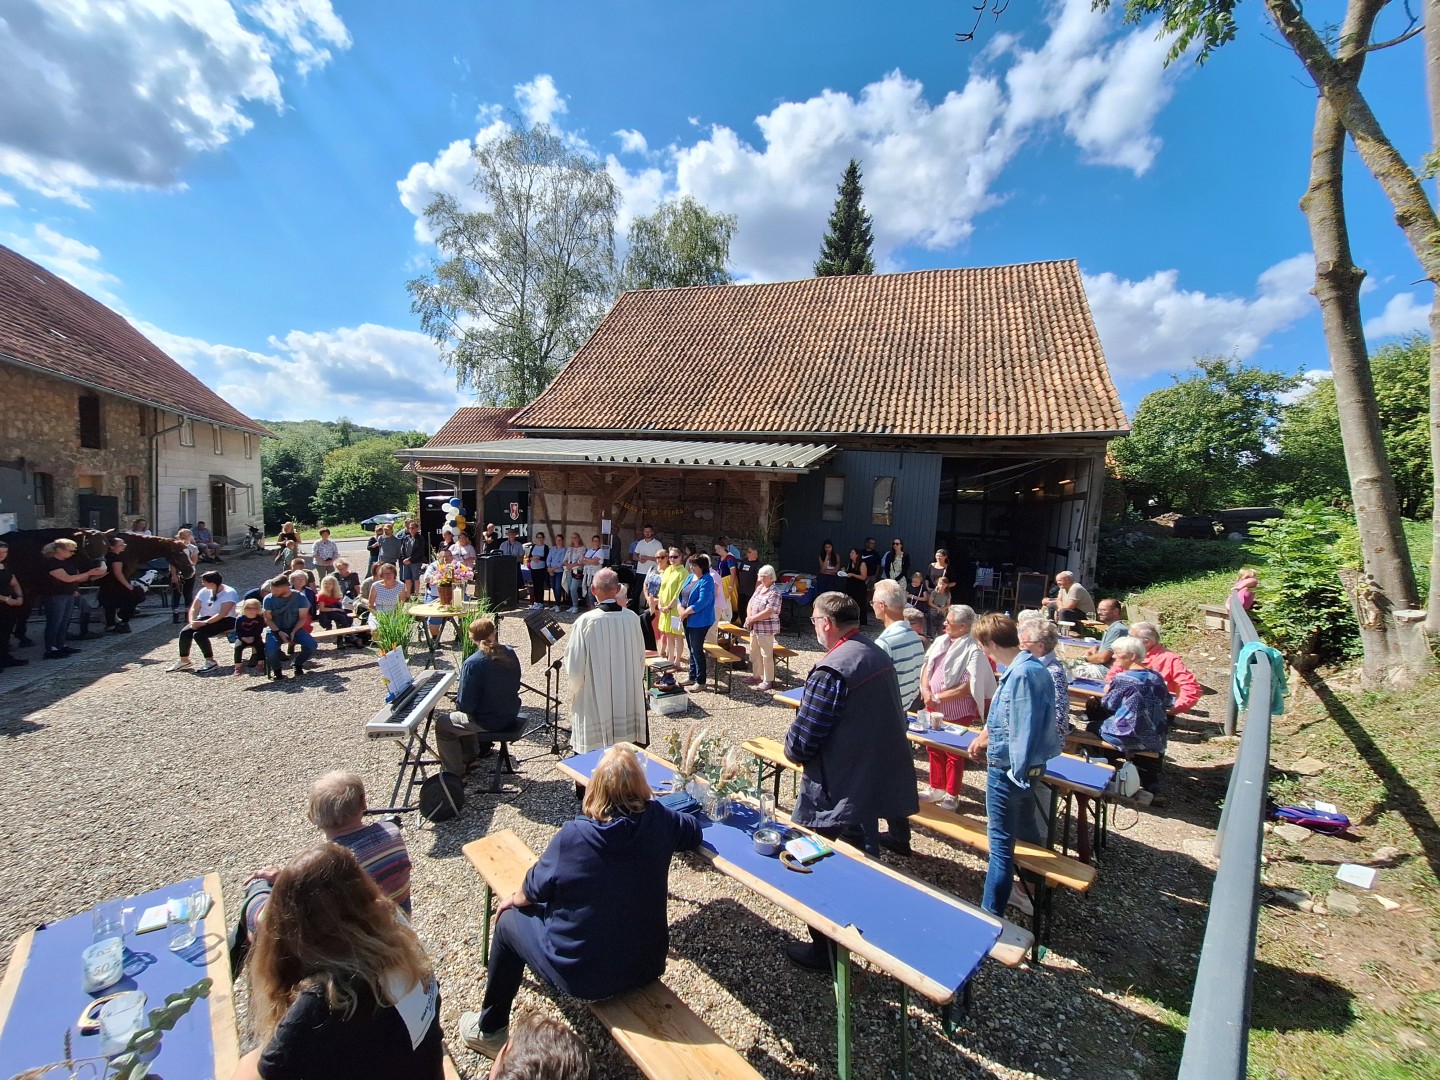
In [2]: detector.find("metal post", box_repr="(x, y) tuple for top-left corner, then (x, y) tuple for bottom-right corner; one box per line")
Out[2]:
(900, 985), (910, 1078)
(833, 946), (852, 1080)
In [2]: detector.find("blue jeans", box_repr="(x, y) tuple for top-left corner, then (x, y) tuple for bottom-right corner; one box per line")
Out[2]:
(264, 628), (317, 665)
(44, 594), (75, 651)
(981, 765), (1053, 915)
(684, 622), (710, 684)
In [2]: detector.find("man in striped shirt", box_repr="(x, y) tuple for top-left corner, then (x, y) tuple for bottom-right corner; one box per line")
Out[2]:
(230, 771), (412, 971)
(871, 579), (925, 710)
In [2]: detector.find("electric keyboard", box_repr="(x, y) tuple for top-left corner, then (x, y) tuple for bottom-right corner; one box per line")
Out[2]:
(366, 670), (454, 739)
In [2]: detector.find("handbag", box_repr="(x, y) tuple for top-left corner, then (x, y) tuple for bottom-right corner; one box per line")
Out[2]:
(1105, 761), (1142, 799)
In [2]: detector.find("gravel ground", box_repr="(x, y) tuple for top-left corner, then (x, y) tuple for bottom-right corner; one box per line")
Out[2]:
(0, 555), (1224, 1079)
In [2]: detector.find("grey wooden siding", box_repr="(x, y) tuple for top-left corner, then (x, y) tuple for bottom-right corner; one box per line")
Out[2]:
(777, 451), (941, 573)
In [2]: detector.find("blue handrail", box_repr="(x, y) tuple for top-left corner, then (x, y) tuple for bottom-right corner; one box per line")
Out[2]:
(1177, 593), (1274, 1078)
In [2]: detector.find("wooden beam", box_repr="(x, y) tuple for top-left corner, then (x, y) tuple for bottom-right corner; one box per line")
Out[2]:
(481, 469), (512, 497)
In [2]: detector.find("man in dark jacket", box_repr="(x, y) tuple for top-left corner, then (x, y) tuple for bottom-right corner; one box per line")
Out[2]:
(782, 590), (919, 970)
(400, 519), (430, 593)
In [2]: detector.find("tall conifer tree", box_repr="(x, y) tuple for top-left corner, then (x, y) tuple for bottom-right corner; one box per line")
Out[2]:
(814, 159), (876, 276)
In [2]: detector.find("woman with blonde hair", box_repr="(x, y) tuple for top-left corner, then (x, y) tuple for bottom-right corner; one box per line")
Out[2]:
(459, 746), (701, 1058)
(231, 844), (443, 1079)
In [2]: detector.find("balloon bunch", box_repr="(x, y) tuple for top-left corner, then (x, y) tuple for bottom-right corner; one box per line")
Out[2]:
(443, 497), (467, 535)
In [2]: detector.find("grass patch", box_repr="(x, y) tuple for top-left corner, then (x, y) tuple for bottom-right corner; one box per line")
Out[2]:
(1248, 991), (1440, 1079)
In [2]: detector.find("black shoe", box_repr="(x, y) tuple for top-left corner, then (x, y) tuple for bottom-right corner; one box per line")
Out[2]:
(292, 659), (303, 677)
(14, 637), (35, 648)
(58, 646), (79, 656)
(878, 833), (913, 857)
(0, 656), (27, 667)
(785, 941), (833, 972)
(42, 650), (66, 661)
(113, 624), (131, 634)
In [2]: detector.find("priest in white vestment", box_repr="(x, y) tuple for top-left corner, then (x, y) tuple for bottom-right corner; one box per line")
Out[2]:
(564, 568), (648, 753)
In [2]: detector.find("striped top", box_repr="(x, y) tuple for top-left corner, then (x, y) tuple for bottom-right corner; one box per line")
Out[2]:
(335, 819), (413, 914)
(875, 620), (926, 706)
(370, 580), (407, 613)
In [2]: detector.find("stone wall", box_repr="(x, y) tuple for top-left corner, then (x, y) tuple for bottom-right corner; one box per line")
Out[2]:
(0, 365), (150, 529)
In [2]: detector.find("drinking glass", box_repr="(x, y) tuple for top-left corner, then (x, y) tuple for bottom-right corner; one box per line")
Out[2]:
(82, 937), (124, 993)
(758, 793), (776, 828)
(168, 891), (205, 952)
(98, 991), (147, 1057)
(92, 900), (124, 943)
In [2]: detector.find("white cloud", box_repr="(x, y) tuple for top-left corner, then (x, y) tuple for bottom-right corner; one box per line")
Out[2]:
(3, 222), (120, 302)
(137, 320), (468, 432)
(615, 129), (649, 155)
(0, 0), (350, 204)
(515, 74), (567, 127)
(1364, 291), (1432, 340)
(1083, 253), (1317, 381)
(398, 1), (1182, 283)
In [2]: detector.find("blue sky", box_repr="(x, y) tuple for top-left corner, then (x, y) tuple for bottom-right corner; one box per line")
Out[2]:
(0, 0), (1430, 432)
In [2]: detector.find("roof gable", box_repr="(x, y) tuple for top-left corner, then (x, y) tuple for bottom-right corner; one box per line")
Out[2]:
(0, 244), (268, 435)
(423, 407), (521, 447)
(513, 261), (1127, 439)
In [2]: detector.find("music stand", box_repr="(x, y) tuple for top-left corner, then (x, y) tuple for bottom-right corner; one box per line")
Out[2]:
(517, 607), (565, 753)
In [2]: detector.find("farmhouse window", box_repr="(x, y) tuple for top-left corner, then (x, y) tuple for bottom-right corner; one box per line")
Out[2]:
(179, 418), (195, 446)
(34, 472), (55, 516)
(124, 476), (141, 516)
(78, 394), (102, 449)
(822, 476), (845, 522)
(212, 425), (223, 455)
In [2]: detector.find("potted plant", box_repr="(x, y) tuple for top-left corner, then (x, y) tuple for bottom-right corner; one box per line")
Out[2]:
(432, 561), (475, 609)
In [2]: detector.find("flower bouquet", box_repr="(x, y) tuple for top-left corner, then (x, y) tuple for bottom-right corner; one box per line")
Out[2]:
(663, 726), (751, 819)
(433, 561), (475, 608)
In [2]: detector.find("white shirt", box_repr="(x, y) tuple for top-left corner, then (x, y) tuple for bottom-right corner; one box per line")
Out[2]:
(194, 585), (239, 620)
(633, 538), (664, 574)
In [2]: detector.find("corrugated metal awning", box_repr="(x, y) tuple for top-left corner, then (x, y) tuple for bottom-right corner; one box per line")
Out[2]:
(397, 438), (836, 474)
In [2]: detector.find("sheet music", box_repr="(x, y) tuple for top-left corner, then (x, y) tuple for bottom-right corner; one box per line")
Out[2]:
(377, 648), (413, 694)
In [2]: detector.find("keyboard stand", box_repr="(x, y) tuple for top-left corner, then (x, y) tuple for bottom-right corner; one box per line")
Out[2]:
(365, 670), (456, 814)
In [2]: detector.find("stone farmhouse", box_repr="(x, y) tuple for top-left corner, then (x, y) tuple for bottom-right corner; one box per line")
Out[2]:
(0, 244), (268, 538)
(403, 261), (1128, 592)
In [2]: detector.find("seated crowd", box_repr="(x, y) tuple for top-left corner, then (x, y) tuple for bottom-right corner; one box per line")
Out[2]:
(225, 770), (598, 1079)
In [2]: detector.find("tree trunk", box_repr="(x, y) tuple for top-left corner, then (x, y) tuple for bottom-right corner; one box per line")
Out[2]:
(1265, 0), (1440, 633)
(1295, 1), (1429, 683)
(1426, 0), (1440, 632)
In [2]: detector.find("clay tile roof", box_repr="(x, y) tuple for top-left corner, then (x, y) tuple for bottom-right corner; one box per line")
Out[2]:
(0, 244), (269, 435)
(424, 407), (521, 447)
(513, 261), (1128, 439)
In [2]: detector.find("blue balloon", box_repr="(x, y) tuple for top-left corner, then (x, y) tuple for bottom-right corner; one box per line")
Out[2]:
(448, 498), (461, 509)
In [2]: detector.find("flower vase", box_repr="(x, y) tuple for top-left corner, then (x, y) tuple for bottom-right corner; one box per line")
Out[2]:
(437, 583), (455, 607)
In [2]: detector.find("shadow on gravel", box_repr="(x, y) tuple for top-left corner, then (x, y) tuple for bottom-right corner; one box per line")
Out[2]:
(1302, 671), (1440, 881)
(0, 716), (44, 738)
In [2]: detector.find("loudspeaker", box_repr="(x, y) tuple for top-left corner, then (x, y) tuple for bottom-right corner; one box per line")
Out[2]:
(474, 554), (520, 608)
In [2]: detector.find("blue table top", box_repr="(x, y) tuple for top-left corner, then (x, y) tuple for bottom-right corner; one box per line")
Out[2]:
(904, 725), (1115, 796)
(774, 686), (804, 707)
(563, 747), (1002, 1000)
(0, 877), (228, 1079)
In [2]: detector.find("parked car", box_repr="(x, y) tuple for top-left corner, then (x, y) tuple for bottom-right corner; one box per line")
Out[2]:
(359, 511), (406, 530)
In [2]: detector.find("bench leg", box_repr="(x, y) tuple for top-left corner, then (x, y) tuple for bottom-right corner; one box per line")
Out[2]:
(481, 882), (493, 966)
(833, 946), (852, 1080)
(900, 984), (909, 1078)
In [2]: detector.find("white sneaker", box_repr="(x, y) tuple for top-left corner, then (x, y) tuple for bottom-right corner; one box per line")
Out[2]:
(196, 659), (218, 672)
(919, 786), (946, 803)
(167, 659), (192, 672)
(936, 795), (959, 812)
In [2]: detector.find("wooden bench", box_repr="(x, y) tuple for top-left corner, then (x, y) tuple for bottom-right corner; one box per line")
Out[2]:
(1198, 603), (1230, 632)
(310, 624), (371, 650)
(462, 831), (764, 1080)
(741, 739), (1042, 966)
(714, 625), (797, 681)
(909, 803), (1096, 959)
(701, 643), (744, 694)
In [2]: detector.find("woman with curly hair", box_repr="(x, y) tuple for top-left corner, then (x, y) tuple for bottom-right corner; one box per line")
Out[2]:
(232, 844), (443, 1079)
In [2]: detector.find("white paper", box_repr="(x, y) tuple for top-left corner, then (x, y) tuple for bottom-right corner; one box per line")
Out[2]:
(1336, 863), (1377, 889)
(600, 518), (612, 534)
(1313, 801), (1338, 814)
(386, 973), (438, 1050)
(377, 649), (413, 694)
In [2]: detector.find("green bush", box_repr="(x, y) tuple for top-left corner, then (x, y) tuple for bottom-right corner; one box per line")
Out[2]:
(1248, 502), (1359, 665)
